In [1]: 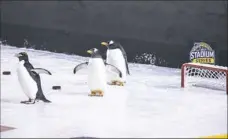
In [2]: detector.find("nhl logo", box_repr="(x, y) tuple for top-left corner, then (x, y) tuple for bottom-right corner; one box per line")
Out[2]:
(189, 42), (215, 64)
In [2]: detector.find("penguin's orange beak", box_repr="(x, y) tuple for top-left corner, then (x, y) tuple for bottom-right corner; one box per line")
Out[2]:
(87, 50), (93, 54)
(101, 42), (108, 47)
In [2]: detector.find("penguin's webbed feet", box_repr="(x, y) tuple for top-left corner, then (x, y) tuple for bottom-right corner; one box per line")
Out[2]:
(20, 100), (29, 104)
(89, 90), (103, 97)
(111, 80), (125, 86)
(20, 99), (31, 104)
(20, 99), (36, 104)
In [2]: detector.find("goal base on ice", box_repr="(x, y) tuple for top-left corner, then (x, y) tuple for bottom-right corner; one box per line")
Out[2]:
(181, 63), (228, 94)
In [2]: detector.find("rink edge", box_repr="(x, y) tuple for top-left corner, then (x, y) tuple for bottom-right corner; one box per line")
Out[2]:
(200, 134), (228, 138)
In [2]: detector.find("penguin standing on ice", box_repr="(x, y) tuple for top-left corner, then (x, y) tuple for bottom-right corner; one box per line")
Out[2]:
(15, 52), (52, 104)
(73, 48), (122, 97)
(101, 40), (130, 86)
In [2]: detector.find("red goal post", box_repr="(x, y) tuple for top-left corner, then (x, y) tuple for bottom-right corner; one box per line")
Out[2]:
(181, 62), (228, 94)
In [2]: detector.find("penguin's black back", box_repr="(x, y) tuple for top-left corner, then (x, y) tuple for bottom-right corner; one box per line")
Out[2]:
(23, 61), (50, 102)
(24, 62), (38, 82)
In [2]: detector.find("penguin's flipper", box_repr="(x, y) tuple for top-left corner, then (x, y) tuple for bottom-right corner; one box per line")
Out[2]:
(73, 62), (88, 74)
(31, 68), (52, 75)
(119, 46), (130, 75)
(125, 59), (130, 75)
(105, 63), (123, 78)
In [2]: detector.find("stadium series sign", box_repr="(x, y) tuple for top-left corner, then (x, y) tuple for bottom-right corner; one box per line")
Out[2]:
(189, 42), (215, 64)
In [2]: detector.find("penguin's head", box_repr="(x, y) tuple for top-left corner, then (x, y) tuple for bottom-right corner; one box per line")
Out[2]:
(15, 52), (29, 61)
(101, 40), (119, 49)
(87, 48), (102, 58)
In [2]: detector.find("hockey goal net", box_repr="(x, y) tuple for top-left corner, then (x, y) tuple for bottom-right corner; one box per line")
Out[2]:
(181, 63), (228, 93)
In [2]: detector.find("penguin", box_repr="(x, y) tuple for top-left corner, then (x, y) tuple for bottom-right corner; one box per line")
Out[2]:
(101, 40), (130, 86)
(73, 48), (122, 97)
(15, 52), (52, 104)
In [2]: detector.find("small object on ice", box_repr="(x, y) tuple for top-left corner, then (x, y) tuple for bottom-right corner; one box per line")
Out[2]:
(2, 71), (11, 75)
(52, 86), (61, 90)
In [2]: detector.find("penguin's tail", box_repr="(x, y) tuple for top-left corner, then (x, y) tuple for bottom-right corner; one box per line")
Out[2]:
(37, 95), (51, 103)
(36, 90), (51, 103)
(42, 98), (51, 103)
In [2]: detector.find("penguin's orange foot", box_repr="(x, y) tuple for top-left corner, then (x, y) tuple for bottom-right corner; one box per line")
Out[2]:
(89, 90), (104, 97)
(111, 80), (125, 86)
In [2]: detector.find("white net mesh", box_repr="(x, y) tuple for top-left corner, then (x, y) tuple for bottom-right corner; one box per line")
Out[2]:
(183, 63), (227, 91)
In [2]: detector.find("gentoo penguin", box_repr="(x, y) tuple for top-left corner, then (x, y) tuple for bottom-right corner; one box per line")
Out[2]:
(101, 40), (130, 86)
(15, 52), (52, 104)
(73, 48), (122, 97)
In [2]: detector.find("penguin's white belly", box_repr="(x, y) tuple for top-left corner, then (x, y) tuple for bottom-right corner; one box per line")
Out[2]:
(17, 62), (38, 99)
(106, 49), (126, 81)
(88, 59), (107, 92)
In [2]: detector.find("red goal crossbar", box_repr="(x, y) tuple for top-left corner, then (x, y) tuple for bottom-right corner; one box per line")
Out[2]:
(181, 63), (228, 94)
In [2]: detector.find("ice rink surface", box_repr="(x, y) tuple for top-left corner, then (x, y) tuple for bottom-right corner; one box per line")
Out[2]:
(1, 44), (227, 138)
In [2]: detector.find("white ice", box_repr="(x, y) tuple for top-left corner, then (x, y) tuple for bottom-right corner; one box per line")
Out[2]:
(1, 44), (227, 138)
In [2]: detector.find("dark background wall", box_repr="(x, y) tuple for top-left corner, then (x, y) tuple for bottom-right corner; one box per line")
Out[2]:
(1, 1), (227, 68)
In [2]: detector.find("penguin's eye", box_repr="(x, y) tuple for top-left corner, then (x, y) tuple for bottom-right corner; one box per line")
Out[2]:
(93, 48), (98, 52)
(109, 44), (114, 47)
(109, 40), (114, 45)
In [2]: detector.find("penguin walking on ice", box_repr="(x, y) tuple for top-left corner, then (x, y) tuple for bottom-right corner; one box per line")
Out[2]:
(73, 48), (122, 97)
(101, 40), (130, 86)
(15, 52), (52, 104)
